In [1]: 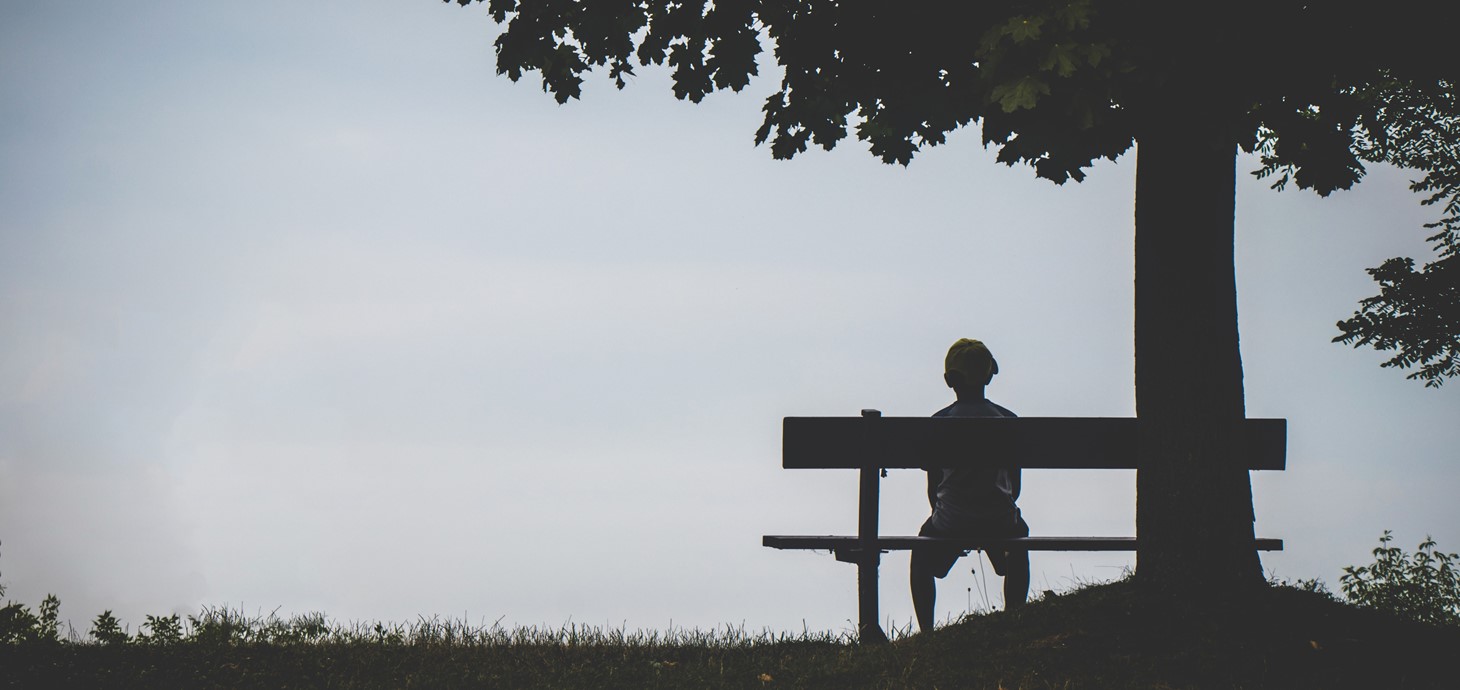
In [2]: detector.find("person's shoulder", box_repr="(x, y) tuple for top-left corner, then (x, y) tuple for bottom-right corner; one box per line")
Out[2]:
(933, 399), (1016, 418)
(987, 401), (1017, 418)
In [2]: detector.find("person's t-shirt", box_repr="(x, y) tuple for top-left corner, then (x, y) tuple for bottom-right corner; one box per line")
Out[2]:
(929, 398), (1020, 530)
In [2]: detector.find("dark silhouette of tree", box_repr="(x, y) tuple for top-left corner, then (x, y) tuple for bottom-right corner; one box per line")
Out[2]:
(448, 0), (1457, 593)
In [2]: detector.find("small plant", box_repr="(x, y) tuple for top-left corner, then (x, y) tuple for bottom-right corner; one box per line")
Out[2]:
(372, 620), (406, 645)
(1268, 575), (1338, 600)
(90, 610), (129, 645)
(0, 601), (42, 644)
(1340, 531), (1460, 626)
(188, 605), (246, 645)
(36, 594), (61, 643)
(139, 614), (183, 645)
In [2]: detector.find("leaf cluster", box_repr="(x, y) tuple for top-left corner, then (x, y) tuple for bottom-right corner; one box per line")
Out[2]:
(454, 0), (1151, 178)
(1334, 254), (1460, 386)
(1340, 531), (1460, 626)
(455, 2), (1450, 179)
(0, 594), (61, 645)
(89, 610), (127, 646)
(1321, 77), (1460, 386)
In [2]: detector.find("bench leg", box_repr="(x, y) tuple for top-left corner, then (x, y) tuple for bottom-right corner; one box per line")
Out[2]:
(857, 460), (888, 644)
(857, 550), (888, 644)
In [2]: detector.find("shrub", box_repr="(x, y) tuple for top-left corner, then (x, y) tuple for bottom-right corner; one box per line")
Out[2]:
(1340, 531), (1460, 626)
(0, 590), (60, 644)
(90, 610), (129, 645)
(0, 602), (42, 644)
(139, 614), (183, 645)
(37, 594), (61, 643)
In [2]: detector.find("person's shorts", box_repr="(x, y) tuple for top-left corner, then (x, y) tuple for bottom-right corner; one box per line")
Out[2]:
(912, 510), (1030, 579)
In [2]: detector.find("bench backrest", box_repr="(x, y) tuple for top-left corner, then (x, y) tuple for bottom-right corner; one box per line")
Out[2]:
(783, 417), (1286, 470)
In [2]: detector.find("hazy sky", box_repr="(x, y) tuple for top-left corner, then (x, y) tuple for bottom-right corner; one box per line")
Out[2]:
(2, 1), (1456, 636)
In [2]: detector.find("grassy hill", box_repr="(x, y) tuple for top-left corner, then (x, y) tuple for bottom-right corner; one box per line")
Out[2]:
(3, 579), (1457, 688)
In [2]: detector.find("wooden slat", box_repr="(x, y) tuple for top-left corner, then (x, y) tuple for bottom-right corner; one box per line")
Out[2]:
(782, 417), (1286, 470)
(763, 535), (1284, 551)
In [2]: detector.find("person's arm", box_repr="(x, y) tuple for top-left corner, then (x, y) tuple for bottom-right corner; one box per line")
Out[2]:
(926, 470), (939, 510)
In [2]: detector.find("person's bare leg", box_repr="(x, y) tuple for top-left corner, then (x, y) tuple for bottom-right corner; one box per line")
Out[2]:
(911, 556), (937, 632)
(1003, 550), (1030, 611)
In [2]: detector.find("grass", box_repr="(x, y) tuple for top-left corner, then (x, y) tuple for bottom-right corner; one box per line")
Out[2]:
(3, 577), (1458, 688)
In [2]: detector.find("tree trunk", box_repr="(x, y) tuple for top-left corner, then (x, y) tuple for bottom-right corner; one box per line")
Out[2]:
(1133, 105), (1264, 594)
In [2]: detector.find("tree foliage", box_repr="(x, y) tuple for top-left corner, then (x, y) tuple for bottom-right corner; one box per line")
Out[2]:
(1335, 253), (1459, 387)
(1325, 75), (1460, 386)
(451, 0), (1460, 383)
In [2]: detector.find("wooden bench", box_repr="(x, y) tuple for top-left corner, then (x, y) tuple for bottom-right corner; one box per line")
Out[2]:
(763, 410), (1287, 642)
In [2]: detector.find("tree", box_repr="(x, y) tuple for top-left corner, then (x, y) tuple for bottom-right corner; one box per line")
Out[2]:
(447, 0), (1458, 593)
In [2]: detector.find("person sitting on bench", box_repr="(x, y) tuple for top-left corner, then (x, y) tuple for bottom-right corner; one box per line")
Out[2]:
(911, 338), (1032, 632)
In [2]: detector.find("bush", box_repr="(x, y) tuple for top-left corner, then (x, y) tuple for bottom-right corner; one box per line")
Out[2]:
(0, 602), (42, 644)
(0, 592), (61, 645)
(1340, 531), (1460, 626)
(37, 594), (61, 643)
(139, 614), (184, 645)
(90, 610), (129, 645)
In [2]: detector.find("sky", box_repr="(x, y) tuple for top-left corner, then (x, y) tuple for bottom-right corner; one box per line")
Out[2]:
(2, 0), (1457, 637)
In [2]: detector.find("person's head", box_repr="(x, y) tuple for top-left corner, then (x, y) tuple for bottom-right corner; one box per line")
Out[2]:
(944, 338), (998, 394)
